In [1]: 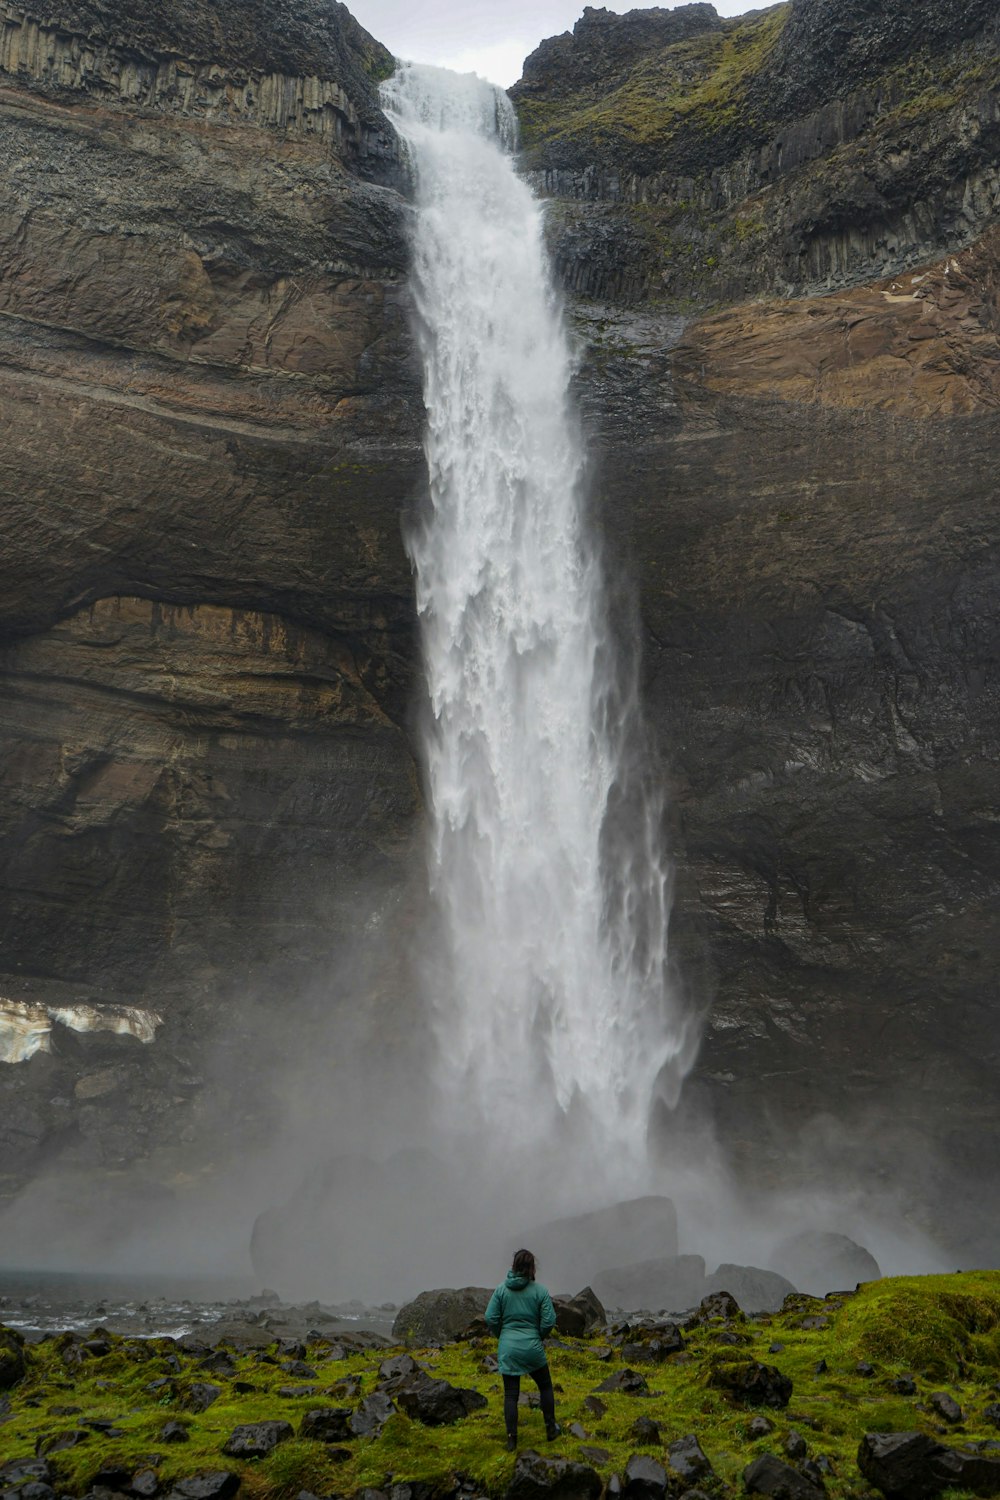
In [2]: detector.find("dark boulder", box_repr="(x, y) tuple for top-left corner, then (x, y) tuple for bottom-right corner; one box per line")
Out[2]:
(858, 1431), (1000, 1500)
(929, 1393), (963, 1424)
(769, 1233), (880, 1296)
(0, 1327), (26, 1389)
(221, 1422), (293, 1459)
(520, 1198), (678, 1293)
(621, 1323), (684, 1364)
(185, 1384), (221, 1414)
(391, 1289), (491, 1345)
(595, 1369), (650, 1396)
(630, 1416), (662, 1445)
(667, 1436), (714, 1484)
(379, 1355), (421, 1381)
(159, 1422), (190, 1443)
(504, 1449), (602, 1500)
(36, 1430), (90, 1456)
(350, 1391), (395, 1436)
(132, 1470), (160, 1497)
(749, 1417), (774, 1440)
(623, 1454), (668, 1500)
(708, 1360), (792, 1408)
(0, 1460), (52, 1488)
(984, 1405), (1000, 1428)
(392, 1372), (487, 1426)
(163, 1476), (240, 1500)
(299, 1408), (354, 1443)
(594, 1256), (706, 1313)
(688, 1291), (743, 1326)
(705, 1266), (796, 1315)
(744, 1454), (825, 1500)
(552, 1288), (606, 1338)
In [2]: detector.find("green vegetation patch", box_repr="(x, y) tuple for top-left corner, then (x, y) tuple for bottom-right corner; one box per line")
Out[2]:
(3, 1274), (1000, 1498)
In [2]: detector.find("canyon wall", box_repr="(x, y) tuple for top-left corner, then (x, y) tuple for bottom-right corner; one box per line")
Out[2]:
(1, 0), (998, 1259)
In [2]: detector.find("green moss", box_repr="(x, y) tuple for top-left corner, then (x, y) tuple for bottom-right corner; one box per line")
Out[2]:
(5, 1275), (1000, 1499)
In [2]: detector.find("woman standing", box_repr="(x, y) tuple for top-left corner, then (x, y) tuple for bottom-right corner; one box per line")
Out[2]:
(485, 1248), (560, 1451)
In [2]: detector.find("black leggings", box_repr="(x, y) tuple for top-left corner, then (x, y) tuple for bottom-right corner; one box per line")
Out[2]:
(503, 1364), (555, 1437)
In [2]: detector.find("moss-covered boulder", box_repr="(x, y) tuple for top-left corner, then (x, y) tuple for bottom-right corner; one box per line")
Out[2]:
(0, 1324), (26, 1388)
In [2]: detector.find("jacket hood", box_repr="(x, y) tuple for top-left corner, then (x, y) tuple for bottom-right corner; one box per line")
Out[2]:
(505, 1270), (530, 1290)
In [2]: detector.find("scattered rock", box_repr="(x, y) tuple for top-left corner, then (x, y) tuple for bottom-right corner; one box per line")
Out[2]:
(392, 1372), (488, 1426)
(350, 1391), (395, 1437)
(857, 1363), (876, 1378)
(392, 1289), (491, 1344)
(984, 1405), (1000, 1427)
(568, 1422), (588, 1440)
(163, 1474), (240, 1500)
(785, 1431), (808, 1461)
(221, 1421), (293, 1459)
(35, 1429), (90, 1456)
(280, 1361), (317, 1379)
(621, 1323), (684, 1364)
(708, 1359), (792, 1408)
(595, 1369), (650, 1396)
(159, 1421), (190, 1444)
(504, 1449), (602, 1500)
(743, 1453), (825, 1500)
(630, 1416), (662, 1445)
(798, 1319), (830, 1332)
(579, 1447), (611, 1466)
(769, 1232), (881, 1295)
(185, 1384), (221, 1414)
(552, 1288), (606, 1339)
(277, 1385), (317, 1398)
(132, 1470), (160, 1497)
(706, 1266), (796, 1315)
(0, 1460), (52, 1488)
(583, 1396), (607, 1418)
(0, 1329), (26, 1390)
(689, 1291), (743, 1326)
(814, 1361), (828, 1375)
(857, 1431), (1000, 1499)
(668, 1436), (714, 1483)
(929, 1393), (963, 1424)
(299, 1408), (354, 1443)
(623, 1453), (668, 1499)
(197, 1354), (237, 1379)
(749, 1417), (775, 1439)
(380, 1355), (420, 1381)
(891, 1378), (917, 1396)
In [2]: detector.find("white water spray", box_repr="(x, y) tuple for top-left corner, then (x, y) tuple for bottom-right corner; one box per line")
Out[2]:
(383, 64), (696, 1187)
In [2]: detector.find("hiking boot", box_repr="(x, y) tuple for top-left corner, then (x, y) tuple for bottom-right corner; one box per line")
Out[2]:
(546, 1421), (561, 1441)
(506, 1435), (517, 1452)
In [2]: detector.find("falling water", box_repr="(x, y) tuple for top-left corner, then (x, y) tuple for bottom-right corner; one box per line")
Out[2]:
(382, 64), (694, 1183)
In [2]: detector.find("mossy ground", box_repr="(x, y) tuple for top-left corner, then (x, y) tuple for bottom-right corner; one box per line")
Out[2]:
(3, 1274), (1000, 1498)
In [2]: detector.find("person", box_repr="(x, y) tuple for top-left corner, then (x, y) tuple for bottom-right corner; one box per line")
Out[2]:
(485, 1247), (559, 1451)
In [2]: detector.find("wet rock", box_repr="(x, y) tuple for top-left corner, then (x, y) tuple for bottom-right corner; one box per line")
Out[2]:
(857, 1363), (876, 1378)
(749, 1417), (774, 1439)
(630, 1417), (662, 1445)
(744, 1455), (824, 1500)
(131, 1471), (160, 1497)
(594, 1257), (706, 1314)
(523, 1198), (679, 1292)
(0, 1328), (26, 1390)
(196, 1354), (236, 1379)
(579, 1447), (611, 1466)
(392, 1289), (492, 1344)
(391, 1373), (488, 1426)
(667, 1436), (714, 1483)
(185, 1385), (221, 1414)
(159, 1422), (190, 1444)
(929, 1393), (963, 1424)
(785, 1432), (808, 1461)
(688, 1292), (743, 1326)
(798, 1319), (830, 1333)
(623, 1454), (668, 1500)
(280, 1361), (318, 1379)
(891, 1378), (917, 1397)
(163, 1475), (240, 1500)
(769, 1233), (881, 1296)
(813, 1361), (828, 1375)
(621, 1323), (684, 1364)
(277, 1386), (317, 1398)
(552, 1288), (606, 1338)
(504, 1449), (602, 1500)
(299, 1408), (354, 1443)
(583, 1396), (607, 1418)
(379, 1355), (420, 1381)
(0, 1460), (52, 1488)
(984, 1405), (1000, 1428)
(349, 1391), (396, 1436)
(708, 1359), (792, 1408)
(221, 1422), (293, 1459)
(568, 1423), (588, 1440)
(596, 1368), (650, 1395)
(856, 1431), (1000, 1499)
(36, 1430), (90, 1456)
(705, 1267), (796, 1315)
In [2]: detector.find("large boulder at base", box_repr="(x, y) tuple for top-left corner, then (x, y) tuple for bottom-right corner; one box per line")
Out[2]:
(552, 1286), (607, 1337)
(391, 1288), (492, 1344)
(299, 1408), (354, 1443)
(221, 1421), (293, 1459)
(390, 1372), (487, 1426)
(668, 1435), (714, 1484)
(505, 1450), (603, 1500)
(769, 1232), (881, 1294)
(594, 1255), (706, 1312)
(0, 1326), (26, 1388)
(744, 1454), (825, 1500)
(164, 1476), (241, 1500)
(858, 1431), (1000, 1500)
(623, 1453), (668, 1499)
(708, 1359), (792, 1408)
(520, 1198), (678, 1291)
(705, 1265), (797, 1314)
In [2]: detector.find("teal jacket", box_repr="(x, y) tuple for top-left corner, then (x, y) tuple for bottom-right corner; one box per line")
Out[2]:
(485, 1271), (556, 1376)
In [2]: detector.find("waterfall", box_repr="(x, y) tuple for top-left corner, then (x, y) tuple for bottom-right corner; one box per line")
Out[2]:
(382, 63), (695, 1185)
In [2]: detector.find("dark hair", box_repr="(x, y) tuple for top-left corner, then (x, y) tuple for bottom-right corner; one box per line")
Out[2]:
(512, 1248), (536, 1281)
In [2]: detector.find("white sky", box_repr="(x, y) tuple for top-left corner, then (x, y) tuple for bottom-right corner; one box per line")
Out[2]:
(352, 1), (763, 88)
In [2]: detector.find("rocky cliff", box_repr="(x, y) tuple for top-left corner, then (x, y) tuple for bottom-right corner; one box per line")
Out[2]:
(1, 0), (998, 1263)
